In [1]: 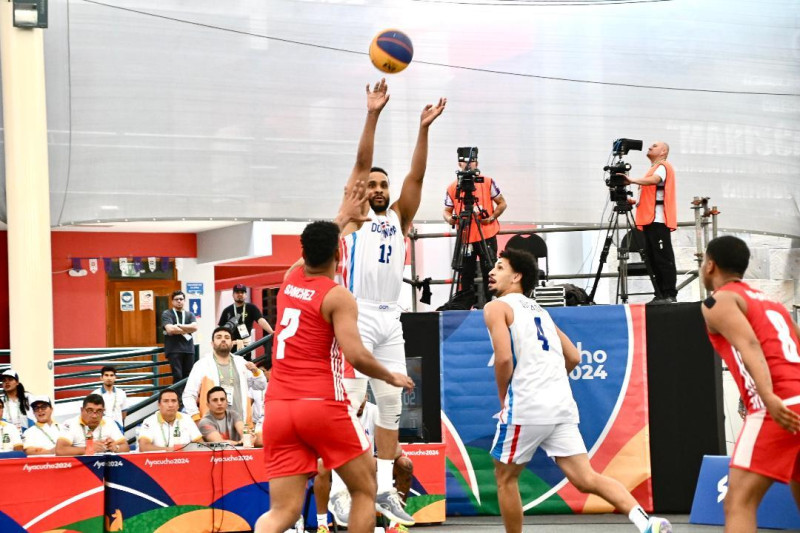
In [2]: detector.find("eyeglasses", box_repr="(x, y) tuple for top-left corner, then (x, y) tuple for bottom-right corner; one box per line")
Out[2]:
(33, 405), (50, 411)
(83, 408), (105, 416)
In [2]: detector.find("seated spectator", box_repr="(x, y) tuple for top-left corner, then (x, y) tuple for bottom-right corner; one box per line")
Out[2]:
(0, 397), (23, 452)
(23, 395), (61, 455)
(1, 369), (32, 431)
(56, 394), (130, 455)
(92, 366), (127, 430)
(138, 389), (202, 452)
(183, 327), (267, 425)
(314, 396), (413, 531)
(198, 386), (247, 446)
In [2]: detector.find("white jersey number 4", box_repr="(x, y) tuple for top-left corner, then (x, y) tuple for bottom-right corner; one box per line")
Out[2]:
(275, 308), (301, 360)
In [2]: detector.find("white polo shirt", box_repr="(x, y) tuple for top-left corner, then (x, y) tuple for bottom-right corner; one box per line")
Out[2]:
(0, 420), (22, 451)
(23, 422), (61, 452)
(92, 386), (128, 426)
(58, 416), (125, 447)
(138, 412), (202, 449)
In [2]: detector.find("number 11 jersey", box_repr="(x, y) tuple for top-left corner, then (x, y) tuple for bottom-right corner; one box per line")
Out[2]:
(340, 208), (406, 304)
(267, 267), (346, 402)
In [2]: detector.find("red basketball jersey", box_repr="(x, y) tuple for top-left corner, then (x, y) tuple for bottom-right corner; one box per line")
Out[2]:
(707, 281), (800, 414)
(267, 267), (346, 402)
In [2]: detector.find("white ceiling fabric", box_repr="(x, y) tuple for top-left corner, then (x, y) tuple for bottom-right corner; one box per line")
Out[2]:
(1, 0), (798, 236)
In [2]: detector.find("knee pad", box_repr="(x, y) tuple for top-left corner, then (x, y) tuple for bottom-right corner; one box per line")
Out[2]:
(371, 380), (403, 430)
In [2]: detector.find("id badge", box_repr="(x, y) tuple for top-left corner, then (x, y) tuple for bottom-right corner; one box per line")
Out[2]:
(183, 333), (192, 341)
(223, 385), (234, 405)
(237, 324), (250, 339)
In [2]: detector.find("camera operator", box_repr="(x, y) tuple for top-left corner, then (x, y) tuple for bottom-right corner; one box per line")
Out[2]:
(625, 141), (678, 303)
(442, 147), (507, 302)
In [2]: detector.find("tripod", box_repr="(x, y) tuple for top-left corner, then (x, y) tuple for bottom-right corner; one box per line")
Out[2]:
(588, 200), (662, 304)
(449, 194), (496, 305)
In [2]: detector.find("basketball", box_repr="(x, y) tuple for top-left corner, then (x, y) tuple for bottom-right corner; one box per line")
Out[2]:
(369, 29), (414, 74)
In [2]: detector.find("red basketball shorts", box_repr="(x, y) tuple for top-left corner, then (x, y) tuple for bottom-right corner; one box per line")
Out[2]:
(731, 400), (800, 483)
(263, 399), (370, 480)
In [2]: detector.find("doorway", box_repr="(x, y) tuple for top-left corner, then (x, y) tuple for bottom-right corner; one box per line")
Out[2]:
(106, 280), (181, 347)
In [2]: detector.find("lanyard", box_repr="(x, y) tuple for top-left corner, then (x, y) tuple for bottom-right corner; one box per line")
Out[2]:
(83, 423), (103, 440)
(173, 309), (185, 325)
(233, 305), (247, 323)
(103, 388), (118, 413)
(37, 423), (58, 445)
(159, 420), (174, 447)
(215, 359), (235, 387)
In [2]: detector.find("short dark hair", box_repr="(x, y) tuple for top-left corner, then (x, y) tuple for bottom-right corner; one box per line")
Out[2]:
(100, 366), (116, 376)
(499, 248), (539, 295)
(706, 236), (750, 277)
(370, 166), (388, 177)
(83, 394), (105, 408)
(207, 386), (227, 402)
(171, 290), (185, 299)
(213, 325), (233, 338)
(158, 389), (180, 402)
(301, 221), (340, 268)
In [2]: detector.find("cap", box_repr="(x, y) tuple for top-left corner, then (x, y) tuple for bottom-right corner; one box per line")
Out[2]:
(29, 395), (52, 407)
(232, 284), (247, 292)
(0, 369), (18, 380)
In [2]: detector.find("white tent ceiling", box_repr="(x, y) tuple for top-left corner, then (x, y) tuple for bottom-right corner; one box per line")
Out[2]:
(1, 0), (799, 236)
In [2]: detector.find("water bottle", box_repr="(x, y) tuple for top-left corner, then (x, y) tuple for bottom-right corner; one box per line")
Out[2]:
(242, 426), (253, 449)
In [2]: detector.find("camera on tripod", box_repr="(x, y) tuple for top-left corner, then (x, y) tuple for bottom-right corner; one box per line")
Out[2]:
(603, 138), (642, 206)
(456, 145), (484, 192)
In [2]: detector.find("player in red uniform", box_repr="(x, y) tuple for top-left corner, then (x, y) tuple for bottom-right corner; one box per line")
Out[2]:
(701, 235), (800, 533)
(255, 220), (413, 533)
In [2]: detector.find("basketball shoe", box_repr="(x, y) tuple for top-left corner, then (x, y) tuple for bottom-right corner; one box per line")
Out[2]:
(645, 516), (672, 533)
(375, 488), (415, 526)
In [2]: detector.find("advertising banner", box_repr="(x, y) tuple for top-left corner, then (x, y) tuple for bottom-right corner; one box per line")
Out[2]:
(441, 304), (652, 515)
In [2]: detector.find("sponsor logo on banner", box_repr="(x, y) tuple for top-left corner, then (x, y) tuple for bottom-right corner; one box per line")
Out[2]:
(23, 461), (73, 472)
(210, 454), (254, 463)
(403, 449), (440, 456)
(92, 460), (123, 469)
(148, 257), (157, 272)
(89, 258), (98, 274)
(144, 457), (190, 467)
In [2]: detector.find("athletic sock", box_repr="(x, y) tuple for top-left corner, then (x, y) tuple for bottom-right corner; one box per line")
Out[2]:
(377, 458), (395, 493)
(316, 513), (328, 527)
(628, 505), (650, 532)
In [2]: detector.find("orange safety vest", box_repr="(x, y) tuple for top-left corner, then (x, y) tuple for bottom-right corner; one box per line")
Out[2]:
(635, 161), (677, 231)
(447, 177), (500, 243)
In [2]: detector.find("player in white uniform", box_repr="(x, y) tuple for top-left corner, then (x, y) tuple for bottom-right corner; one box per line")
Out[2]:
(483, 249), (672, 533)
(327, 79), (445, 527)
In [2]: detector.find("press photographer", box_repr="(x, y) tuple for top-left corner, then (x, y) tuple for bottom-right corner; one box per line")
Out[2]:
(442, 147), (507, 304)
(625, 141), (678, 303)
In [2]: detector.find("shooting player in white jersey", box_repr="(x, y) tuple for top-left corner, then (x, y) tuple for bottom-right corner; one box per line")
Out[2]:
(483, 248), (672, 533)
(329, 79), (446, 527)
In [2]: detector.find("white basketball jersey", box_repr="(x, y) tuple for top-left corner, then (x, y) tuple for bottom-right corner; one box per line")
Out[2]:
(340, 208), (405, 304)
(495, 293), (579, 425)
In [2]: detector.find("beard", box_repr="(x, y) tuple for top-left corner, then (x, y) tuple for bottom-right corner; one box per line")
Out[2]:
(214, 344), (231, 357)
(369, 195), (390, 213)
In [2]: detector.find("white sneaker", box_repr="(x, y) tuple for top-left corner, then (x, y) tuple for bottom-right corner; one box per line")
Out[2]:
(328, 489), (351, 527)
(645, 516), (672, 533)
(375, 488), (415, 526)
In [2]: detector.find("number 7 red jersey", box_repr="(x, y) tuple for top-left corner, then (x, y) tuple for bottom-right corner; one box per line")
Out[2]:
(707, 281), (800, 415)
(267, 267), (347, 402)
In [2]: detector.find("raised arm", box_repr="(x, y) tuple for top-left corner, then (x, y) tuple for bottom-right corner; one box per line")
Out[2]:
(392, 98), (447, 235)
(339, 80), (390, 235)
(703, 292), (800, 433)
(483, 300), (513, 410)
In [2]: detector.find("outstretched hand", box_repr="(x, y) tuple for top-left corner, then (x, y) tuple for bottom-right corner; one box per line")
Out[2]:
(335, 182), (370, 229)
(366, 79), (390, 114)
(387, 372), (415, 392)
(420, 97), (447, 128)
